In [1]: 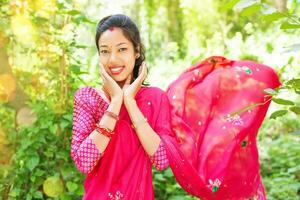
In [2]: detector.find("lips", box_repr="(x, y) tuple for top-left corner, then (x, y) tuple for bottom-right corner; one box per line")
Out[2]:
(109, 66), (124, 75)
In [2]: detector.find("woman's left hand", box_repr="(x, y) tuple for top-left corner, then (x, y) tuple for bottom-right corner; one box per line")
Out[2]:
(123, 61), (147, 104)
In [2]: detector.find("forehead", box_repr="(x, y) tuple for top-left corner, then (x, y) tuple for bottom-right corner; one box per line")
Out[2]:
(99, 27), (132, 47)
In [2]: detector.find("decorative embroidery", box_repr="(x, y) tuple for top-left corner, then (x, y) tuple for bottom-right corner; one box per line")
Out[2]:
(108, 190), (124, 200)
(207, 178), (221, 193)
(226, 114), (244, 126)
(248, 194), (259, 200)
(242, 66), (252, 75)
(241, 140), (247, 148)
(149, 142), (169, 170)
(234, 66), (253, 75)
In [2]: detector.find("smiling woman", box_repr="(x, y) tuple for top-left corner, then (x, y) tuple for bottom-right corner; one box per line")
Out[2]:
(70, 14), (281, 200)
(98, 27), (137, 83)
(70, 14), (169, 200)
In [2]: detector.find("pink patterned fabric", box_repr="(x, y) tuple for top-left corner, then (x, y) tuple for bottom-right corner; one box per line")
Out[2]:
(71, 56), (280, 200)
(71, 87), (107, 174)
(161, 56), (281, 200)
(149, 141), (169, 171)
(76, 138), (102, 174)
(71, 86), (171, 200)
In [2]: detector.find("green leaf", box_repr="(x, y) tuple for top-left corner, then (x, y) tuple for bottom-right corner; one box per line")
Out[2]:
(280, 21), (300, 29)
(43, 176), (64, 197)
(9, 188), (21, 197)
(49, 123), (58, 134)
(286, 78), (300, 88)
(240, 4), (261, 17)
(26, 156), (40, 171)
(234, 0), (259, 10)
(289, 106), (300, 115)
(261, 12), (285, 23)
(272, 98), (294, 105)
(164, 168), (174, 178)
(75, 45), (88, 49)
(33, 191), (43, 199)
(62, 113), (73, 121)
(67, 10), (81, 16)
(168, 195), (188, 200)
(270, 110), (288, 119)
(154, 173), (166, 181)
(35, 169), (44, 176)
(221, 0), (240, 10)
(75, 185), (84, 195)
(66, 181), (78, 192)
(264, 88), (277, 95)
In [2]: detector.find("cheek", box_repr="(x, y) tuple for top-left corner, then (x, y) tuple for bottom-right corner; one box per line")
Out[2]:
(124, 55), (136, 68)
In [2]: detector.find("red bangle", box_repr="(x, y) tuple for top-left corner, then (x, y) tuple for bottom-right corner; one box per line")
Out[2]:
(95, 123), (114, 138)
(104, 110), (119, 121)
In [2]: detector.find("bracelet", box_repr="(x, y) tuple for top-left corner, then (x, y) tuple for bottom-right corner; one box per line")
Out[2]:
(104, 110), (119, 121)
(131, 117), (148, 129)
(95, 123), (114, 138)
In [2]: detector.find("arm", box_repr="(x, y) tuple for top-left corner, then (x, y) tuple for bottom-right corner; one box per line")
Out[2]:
(122, 62), (169, 170)
(124, 97), (169, 171)
(124, 99), (161, 156)
(89, 97), (122, 153)
(71, 89), (122, 174)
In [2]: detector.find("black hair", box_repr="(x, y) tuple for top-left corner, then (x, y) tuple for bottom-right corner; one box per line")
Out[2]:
(95, 14), (147, 84)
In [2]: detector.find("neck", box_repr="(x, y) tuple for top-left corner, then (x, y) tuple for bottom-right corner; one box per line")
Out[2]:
(117, 80), (126, 88)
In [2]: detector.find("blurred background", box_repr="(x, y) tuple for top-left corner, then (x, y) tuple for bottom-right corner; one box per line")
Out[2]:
(0, 0), (299, 199)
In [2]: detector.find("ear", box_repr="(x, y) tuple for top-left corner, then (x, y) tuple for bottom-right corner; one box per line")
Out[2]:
(135, 53), (140, 59)
(135, 45), (140, 59)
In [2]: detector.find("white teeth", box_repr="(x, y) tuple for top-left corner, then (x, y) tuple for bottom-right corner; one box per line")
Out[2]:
(110, 67), (123, 73)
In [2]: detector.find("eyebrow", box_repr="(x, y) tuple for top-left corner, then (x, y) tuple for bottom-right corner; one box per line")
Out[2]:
(100, 42), (128, 48)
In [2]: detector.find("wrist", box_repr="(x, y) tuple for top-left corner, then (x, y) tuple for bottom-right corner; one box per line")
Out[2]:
(111, 96), (123, 104)
(124, 97), (136, 105)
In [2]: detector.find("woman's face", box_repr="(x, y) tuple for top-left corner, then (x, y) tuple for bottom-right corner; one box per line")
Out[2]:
(98, 27), (139, 83)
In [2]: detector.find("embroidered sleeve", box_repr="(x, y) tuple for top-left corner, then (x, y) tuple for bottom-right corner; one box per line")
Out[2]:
(149, 140), (169, 171)
(71, 88), (103, 174)
(150, 91), (171, 171)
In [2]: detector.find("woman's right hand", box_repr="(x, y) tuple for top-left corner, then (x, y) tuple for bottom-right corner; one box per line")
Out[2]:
(99, 62), (123, 102)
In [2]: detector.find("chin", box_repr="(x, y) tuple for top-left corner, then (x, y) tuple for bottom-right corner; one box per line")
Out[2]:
(113, 75), (128, 82)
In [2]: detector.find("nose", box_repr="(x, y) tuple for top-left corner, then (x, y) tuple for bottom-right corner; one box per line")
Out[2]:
(108, 51), (119, 66)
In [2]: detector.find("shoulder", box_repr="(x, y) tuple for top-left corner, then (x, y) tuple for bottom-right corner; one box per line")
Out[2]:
(138, 86), (168, 103)
(139, 86), (166, 98)
(74, 86), (106, 108)
(139, 86), (166, 97)
(74, 86), (95, 101)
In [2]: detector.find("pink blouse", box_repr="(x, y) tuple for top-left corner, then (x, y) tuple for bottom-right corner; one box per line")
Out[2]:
(71, 86), (169, 174)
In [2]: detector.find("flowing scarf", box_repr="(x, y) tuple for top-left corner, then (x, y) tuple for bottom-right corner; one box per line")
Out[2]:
(161, 56), (281, 199)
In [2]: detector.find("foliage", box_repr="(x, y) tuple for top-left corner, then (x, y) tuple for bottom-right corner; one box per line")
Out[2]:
(0, 0), (299, 200)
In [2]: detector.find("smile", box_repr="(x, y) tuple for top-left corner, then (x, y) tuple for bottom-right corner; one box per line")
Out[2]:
(110, 66), (124, 75)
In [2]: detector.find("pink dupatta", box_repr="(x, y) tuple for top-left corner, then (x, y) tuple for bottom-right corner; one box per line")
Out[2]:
(161, 56), (281, 199)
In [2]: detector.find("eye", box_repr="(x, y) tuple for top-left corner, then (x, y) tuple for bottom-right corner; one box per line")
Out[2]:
(100, 50), (108, 54)
(119, 48), (127, 52)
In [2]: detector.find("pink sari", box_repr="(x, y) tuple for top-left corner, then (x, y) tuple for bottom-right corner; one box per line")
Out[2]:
(161, 56), (281, 199)
(79, 86), (173, 200)
(73, 56), (280, 200)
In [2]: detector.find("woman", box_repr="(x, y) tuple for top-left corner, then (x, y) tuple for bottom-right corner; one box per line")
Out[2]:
(71, 14), (171, 200)
(71, 14), (281, 200)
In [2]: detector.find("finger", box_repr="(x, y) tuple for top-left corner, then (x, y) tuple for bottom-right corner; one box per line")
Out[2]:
(99, 63), (106, 81)
(140, 62), (147, 82)
(99, 62), (109, 78)
(100, 63), (116, 83)
(138, 62), (144, 76)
